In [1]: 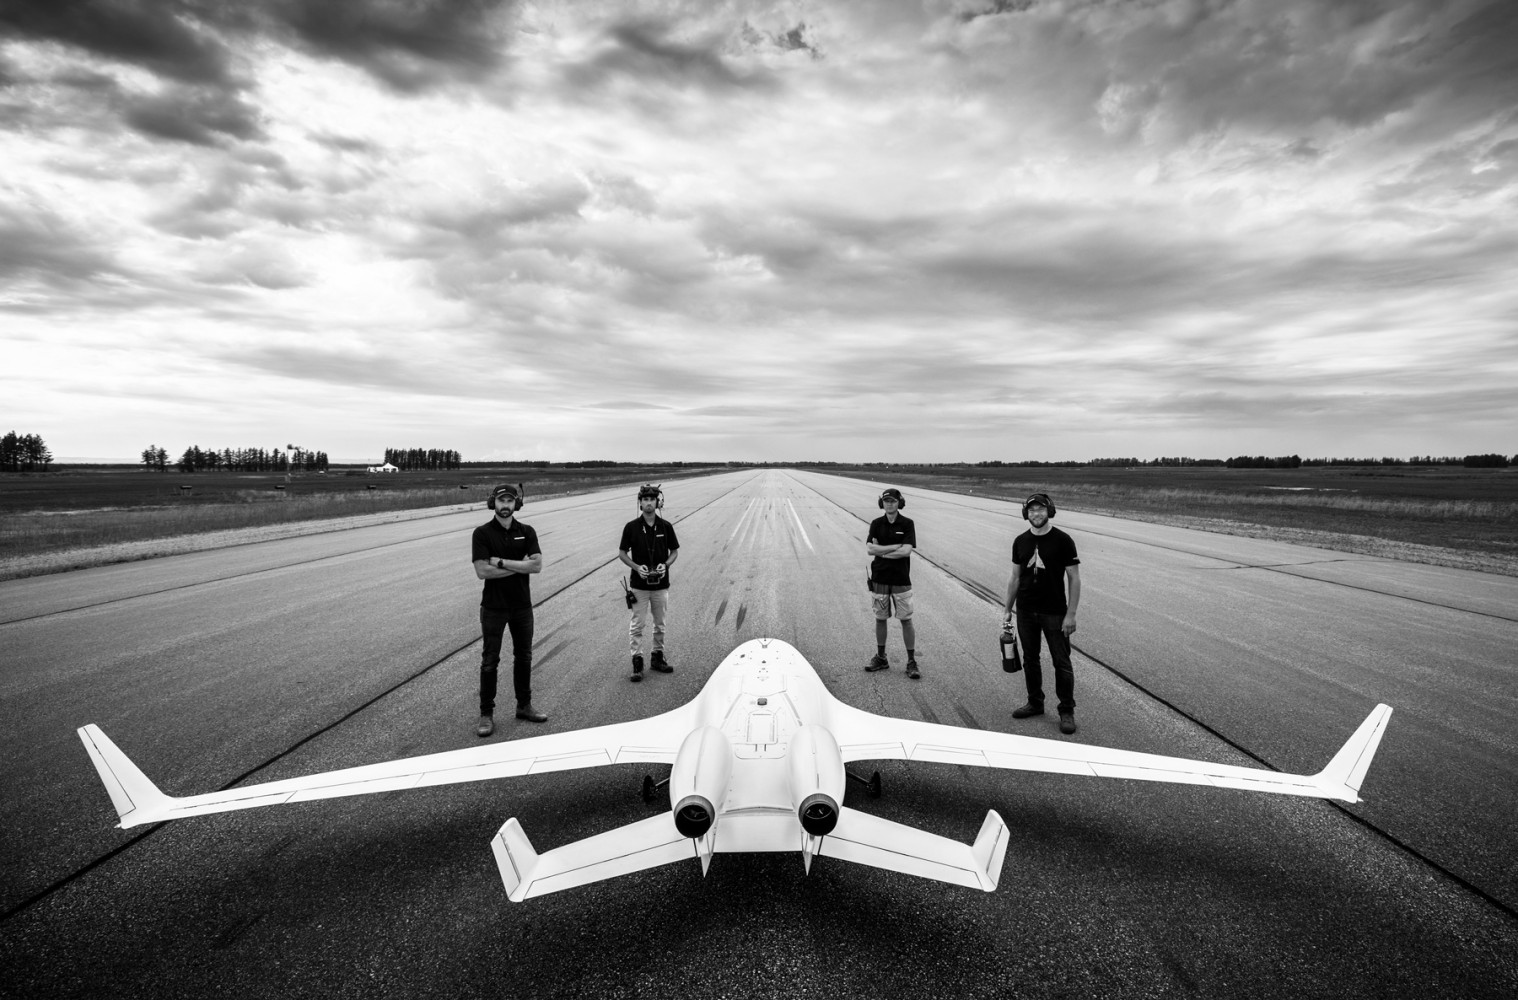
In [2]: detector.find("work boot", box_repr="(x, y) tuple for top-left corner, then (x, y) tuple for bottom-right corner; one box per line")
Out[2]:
(905, 658), (921, 680)
(650, 650), (673, 673)
(515, 704), (548, 723)
(1059, 711), (1078, 735)
(865, 654), (889, 672)
(475, 715), (494, 738)
(1011, 702), (1044, 719)
(630, 653), (644, 682)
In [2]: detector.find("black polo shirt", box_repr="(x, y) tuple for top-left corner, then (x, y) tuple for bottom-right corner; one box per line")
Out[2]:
(619, 515), (679, 590)
(867, 513), (916, 587)
(472, 517), (541, 609)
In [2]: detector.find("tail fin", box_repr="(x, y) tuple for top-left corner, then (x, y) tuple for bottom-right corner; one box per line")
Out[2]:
(1314, 704), (1393, 803)
(77, 725), (174, 828)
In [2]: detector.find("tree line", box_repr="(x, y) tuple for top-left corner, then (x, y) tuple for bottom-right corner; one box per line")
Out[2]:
(1298, 455), (1513, 468)
(1, 431), (53, 471)
(1097, 455), (1517, 469)
(142, 445), (330, 473)
(382, 448), (461, 470)
(1089, 457), (1227, 467)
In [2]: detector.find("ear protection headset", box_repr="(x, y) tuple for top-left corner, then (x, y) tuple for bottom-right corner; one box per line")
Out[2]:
(637, 484), (664, 510)
(1021, 492), (1055, 520)
(489, 483), (525, 512)
(878, 488), (905, 510)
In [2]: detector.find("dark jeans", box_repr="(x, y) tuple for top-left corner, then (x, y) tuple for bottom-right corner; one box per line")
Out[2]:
(480, 605), (534, 715)
(1016, 609), (1075, 713)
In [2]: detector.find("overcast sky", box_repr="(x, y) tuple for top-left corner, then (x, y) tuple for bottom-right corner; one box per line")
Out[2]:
(4, 0), (1516, 463)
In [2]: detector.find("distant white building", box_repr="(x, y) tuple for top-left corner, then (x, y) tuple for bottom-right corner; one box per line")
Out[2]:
(367, 462), (399, 473)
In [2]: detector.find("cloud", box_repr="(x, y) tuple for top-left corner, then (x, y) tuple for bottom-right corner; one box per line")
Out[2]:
(217, 340), (482, 397)
(268, 0), (515, 92)
(192, 243), (312, 289)
(581, 400), (677, 411)
(0, 198), (122, 287)
(1, 0), (520, 92)
(0, 0), (241, 86)
(410, 177), (592, 248)
(5, 0), (1517, 461)
(120, 83), (265, 145)
(563, 17), (778, 94)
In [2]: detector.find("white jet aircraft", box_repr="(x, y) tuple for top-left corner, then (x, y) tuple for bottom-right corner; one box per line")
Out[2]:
(79, 638), (1392, 902)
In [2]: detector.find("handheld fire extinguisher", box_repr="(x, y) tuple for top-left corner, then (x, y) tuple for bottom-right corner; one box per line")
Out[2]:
(1000, 620), (1022, 673)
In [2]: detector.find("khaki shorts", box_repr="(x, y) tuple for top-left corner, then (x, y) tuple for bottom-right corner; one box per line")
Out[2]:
(871, 583), (913, 621)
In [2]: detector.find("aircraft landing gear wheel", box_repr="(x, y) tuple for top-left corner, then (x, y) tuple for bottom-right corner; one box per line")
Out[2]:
(846, 769), (883, 799)
(641, 775), (658, 803)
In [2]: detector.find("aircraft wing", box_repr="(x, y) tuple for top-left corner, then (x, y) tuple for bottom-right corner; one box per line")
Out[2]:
(78, 703), (701, 829)
(828, 702), (1392, 804)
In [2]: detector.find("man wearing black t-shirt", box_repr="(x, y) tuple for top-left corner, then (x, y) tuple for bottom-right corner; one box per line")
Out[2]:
(865, 487), (921, 678)
(471, 484), (544, 737)
(618, 484), (680, 682)
(1003, 492), (1083, 733)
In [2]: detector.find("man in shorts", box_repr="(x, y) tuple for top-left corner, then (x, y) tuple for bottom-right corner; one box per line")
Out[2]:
(865, 487), (921, 678)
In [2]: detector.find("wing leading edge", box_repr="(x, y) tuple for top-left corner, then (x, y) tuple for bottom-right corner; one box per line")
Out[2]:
(78, 704), (699, 829)
(830, 702), (1393, 804)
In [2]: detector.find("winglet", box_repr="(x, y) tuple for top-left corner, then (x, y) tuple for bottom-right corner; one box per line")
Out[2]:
(77, 725), (173, 828)
(491, 818), (540, 902)
(971, 810), (1009, 890)
(1313, 704), (1393, 803)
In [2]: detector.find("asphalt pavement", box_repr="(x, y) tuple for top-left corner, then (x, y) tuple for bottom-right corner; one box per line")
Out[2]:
(2, 469), (1514, 999)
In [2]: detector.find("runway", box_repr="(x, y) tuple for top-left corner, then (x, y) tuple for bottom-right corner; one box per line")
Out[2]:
(2, 469), (1515, 998)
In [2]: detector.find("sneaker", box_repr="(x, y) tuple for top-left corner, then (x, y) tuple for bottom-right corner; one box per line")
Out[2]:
(1059, 711), (1078, 735)
(630, 654), (644, 682)
(650, 650), (673, 673)
(475, 715), (494, 738)
(1011, 702), (1044, 719)
(905, 658), (921, 680)
(515, 705), (548, 723)
(865, 654), (890, 672)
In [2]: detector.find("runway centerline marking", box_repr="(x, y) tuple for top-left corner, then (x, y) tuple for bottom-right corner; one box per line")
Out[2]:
(728, 497), (758, 541)
(785, 499), (815, 552)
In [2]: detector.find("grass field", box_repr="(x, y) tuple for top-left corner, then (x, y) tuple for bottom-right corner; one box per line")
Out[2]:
(2, 463), (1515, 580)
(0, 465), (726, 581)
(816, 463), (1518, 576)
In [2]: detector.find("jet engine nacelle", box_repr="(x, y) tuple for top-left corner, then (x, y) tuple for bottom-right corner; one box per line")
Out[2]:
(668, 726), (733, 839)
(787, 724), (846, 837)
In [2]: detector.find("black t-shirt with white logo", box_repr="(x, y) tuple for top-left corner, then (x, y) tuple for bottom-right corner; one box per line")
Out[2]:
(1012, 526), (1079, 614)
(619, 515), (680, 590)
(867, 513), (916, 587)
(472, 518), (541, 609)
